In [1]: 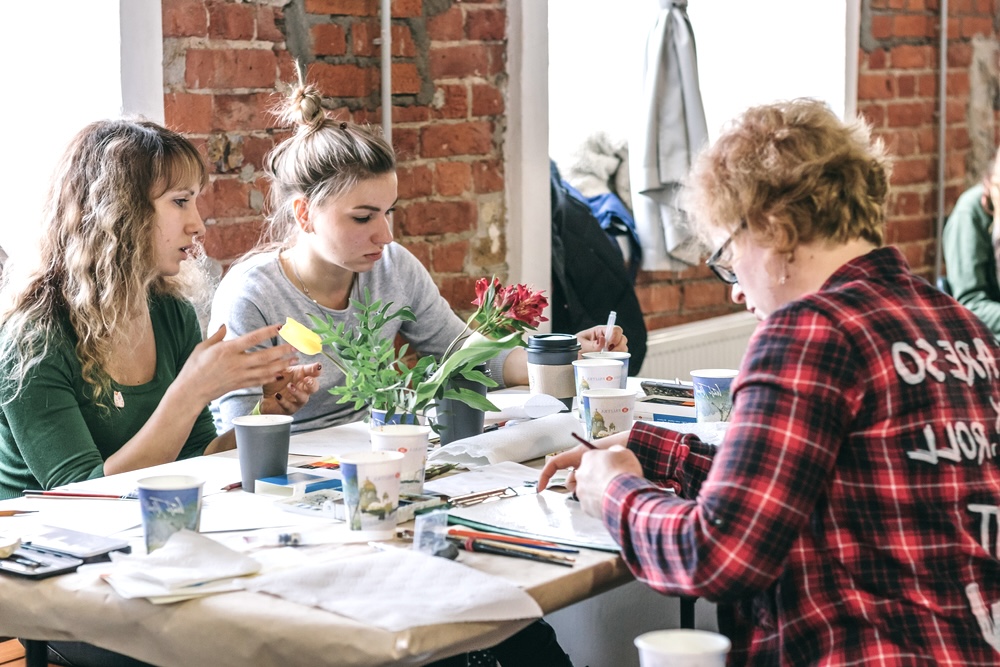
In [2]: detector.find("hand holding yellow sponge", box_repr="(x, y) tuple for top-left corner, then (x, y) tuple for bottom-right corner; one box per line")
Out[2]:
(278, 317), (322, 355)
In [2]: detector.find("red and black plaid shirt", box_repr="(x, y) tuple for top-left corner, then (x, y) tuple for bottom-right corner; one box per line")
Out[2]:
(604, 247), (1000, 665)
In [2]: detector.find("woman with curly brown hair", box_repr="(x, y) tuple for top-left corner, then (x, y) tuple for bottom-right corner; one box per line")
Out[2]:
(0, 119), (312, 501)
(541, 98), (1000, 665)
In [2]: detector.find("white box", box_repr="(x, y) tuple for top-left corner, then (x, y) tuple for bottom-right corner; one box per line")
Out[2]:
(634, 396), (697, 424)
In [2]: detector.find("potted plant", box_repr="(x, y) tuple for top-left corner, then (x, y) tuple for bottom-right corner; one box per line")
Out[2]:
(279, 278), (547, 428)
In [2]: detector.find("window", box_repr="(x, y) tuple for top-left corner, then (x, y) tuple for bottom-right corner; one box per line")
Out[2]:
(0, 0), (162, 264)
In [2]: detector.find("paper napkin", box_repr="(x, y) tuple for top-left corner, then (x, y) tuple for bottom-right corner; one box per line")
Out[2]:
(245, 548), (543, 632)
(427, 412), (584, 467)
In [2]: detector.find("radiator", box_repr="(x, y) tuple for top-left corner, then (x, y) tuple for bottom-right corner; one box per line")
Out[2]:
(638, 311), (758, 380)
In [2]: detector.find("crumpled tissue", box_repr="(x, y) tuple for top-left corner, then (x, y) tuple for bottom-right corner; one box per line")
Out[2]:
(105, 529), (260, 601)
(428, 412), (584, 468)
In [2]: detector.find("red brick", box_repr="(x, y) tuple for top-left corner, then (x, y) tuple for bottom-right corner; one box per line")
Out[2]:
(887, 217), (933, 243)
(305, 0), (375, 15)
(917, 72), (938, 97)
(241, 135), (276, 171)
(276, 51), (298, 85)
(890, 158), (933, 185)
(432, 84), (469, 119)
(256, 5), (284, 42)
(681, 280), (730, 310)
(213, 93), (280, 132)
(392, 127), (420, 161)
(211, 178), (258, 218)
(390, 25), (417, 57)
(165, 93), (214, 134)
(896, 74), (916, 97)
(163, 0), (207, 38)
(890, 44), (931, 68)
(439, 276), (481, 312)
(871, 15), (893, 40)
(858, 73), (894, 100)
(472, 159), (503, 193)
(946, 98), (965, 123)
(886, 101), (933, 128)
(948, 42), (972, 68)
(203, 220), (267, 260)
(947, 70), (970, 95)
(391, 63), (422, 94)
(427, 6), (464, 41)
(421, 121), (493, 157)
(185, 49), (277, 89)
(397, 165), (434, 198)
(406, 241), (431, 267)
(196, 174), (215, 219)
(308, 62), (379, 97)
(471, 83), (504, 116)
(466, 8), (506, 41)
(351, 20), (379, 57)
(890, 191), (923, 216)
(312, 23), (347, 56)
(397, 200), (477, 234)
(866, 48), (888, 70)
(393, 105), (430, 123)
(635, 283), (681, 314)
(435, 161), (472, 196)
(961, 16), (995, 37)
(485, 44), (505, 76)
(858, 103), (886, 127)
(894, 14), (933, 38)
(430, 45), (491, 79)
(432, 240), (471, 273)
(207, 1), (255, 40)
(392, 0), (422, 18)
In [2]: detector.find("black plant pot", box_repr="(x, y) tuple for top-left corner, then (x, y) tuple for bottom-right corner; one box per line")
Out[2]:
(436, 367), (490, 445)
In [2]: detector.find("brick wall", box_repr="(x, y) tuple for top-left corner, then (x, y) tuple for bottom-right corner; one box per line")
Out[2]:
(162, 0), (1000, 330)
(858, 0), (1000, 278)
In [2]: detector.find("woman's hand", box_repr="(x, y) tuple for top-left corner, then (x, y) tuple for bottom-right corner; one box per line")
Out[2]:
(576, 325), (628, 355)
(179, 324), (298, 406)
(261, 362), (322, 416)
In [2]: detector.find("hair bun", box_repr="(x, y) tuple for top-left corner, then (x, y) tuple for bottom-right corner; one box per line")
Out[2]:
(273, 83), (326, 132)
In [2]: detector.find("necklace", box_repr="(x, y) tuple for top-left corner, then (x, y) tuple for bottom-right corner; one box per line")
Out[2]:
(286, 252), (357, 308)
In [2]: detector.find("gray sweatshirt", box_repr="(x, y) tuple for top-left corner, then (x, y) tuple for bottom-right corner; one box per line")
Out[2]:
(208, 243), (510, 433)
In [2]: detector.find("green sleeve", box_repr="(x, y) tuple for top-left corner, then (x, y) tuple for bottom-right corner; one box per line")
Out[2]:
(167, 297), (217, 459)
(942, 184), (1000, 336)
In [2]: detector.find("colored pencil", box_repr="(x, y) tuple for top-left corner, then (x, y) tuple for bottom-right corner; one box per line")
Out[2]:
(446, 528), (578, 553)
(0, 510), (36, 517)
(570, 432), (597, 450)
(22, 490), (138, 500)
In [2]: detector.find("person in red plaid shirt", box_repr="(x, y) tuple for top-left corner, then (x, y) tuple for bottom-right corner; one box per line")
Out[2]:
(540, 99), (1000, 665)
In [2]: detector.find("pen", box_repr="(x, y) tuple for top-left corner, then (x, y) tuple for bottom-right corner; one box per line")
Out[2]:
(22, 490), (138, 500)
(602, 311), (616, 352)
(0, 510), (37, 517)
(221, 481), (243, 492)
(446, 528), (579, 553)
(453, 537), (575, 567)
(570, 432), (597, 450)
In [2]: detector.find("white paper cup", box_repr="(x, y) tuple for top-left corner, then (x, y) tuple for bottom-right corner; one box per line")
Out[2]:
(370, 424), (431, 494)
(581, 388), (636, 440)
(690, 369), (738, 423)
(338, 450), (405, 536)
(582, 351), (631, 387)
(573, 359), (625, 409)
(137, 475), (204, 553)
(634, 629), (731, 667)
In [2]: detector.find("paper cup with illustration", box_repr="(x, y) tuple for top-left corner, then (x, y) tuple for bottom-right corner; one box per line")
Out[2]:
(634, 629), (731, 667)
(370, 424), (431, 495)
(581, 388), (636, 440)
(690, 369), (738, 423)
(339, 450), (405, 536)
(582, 351), (631, 388)
(137, 475), (205, 554)
(573, 358), (625, 410)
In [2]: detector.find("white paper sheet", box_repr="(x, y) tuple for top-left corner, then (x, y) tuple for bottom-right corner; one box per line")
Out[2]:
(424, 461), (540, 498)
(427, 413), (584, 467)
(288, 420), (373, 456)
(245, 549), (543, 632)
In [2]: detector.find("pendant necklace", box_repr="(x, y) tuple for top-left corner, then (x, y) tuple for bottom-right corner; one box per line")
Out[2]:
(113, 391), (125, 409)
(288, 253), (357, 307)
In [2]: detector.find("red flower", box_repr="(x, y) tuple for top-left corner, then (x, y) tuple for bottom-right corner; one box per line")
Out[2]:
(468, 276), (548, 339)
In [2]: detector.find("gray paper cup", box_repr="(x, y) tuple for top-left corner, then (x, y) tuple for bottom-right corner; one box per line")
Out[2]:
(232, 414), (293, 493)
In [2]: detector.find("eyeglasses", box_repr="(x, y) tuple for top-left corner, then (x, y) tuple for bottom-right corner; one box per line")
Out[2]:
(706, 222), (746, 285)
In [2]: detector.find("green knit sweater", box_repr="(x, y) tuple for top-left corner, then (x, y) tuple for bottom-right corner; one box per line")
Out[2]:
(942, 182), (1000, 336)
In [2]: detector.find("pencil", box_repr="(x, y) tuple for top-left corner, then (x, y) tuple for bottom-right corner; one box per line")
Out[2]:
(22, 490), (138, 500)
(0, 510), (36, 517)
(462, 538), (575, 567)
(446, 528), (578, 553)
(570, 432), (597, 450)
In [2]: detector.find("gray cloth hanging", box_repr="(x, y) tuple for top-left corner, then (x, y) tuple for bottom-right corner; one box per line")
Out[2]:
(629, 0), (708, 271)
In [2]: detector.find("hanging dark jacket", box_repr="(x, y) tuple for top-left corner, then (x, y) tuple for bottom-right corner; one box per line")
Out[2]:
(550, 161), (647, 372)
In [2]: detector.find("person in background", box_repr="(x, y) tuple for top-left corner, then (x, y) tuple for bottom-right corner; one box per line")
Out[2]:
(209, 72), (625, 435)
(0, 119), (318, 502)
(540, 99), (1000, 665)
(943, 147), (1000, 336)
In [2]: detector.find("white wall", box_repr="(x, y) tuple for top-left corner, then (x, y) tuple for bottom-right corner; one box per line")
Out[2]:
(0, 0), (162, 268)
